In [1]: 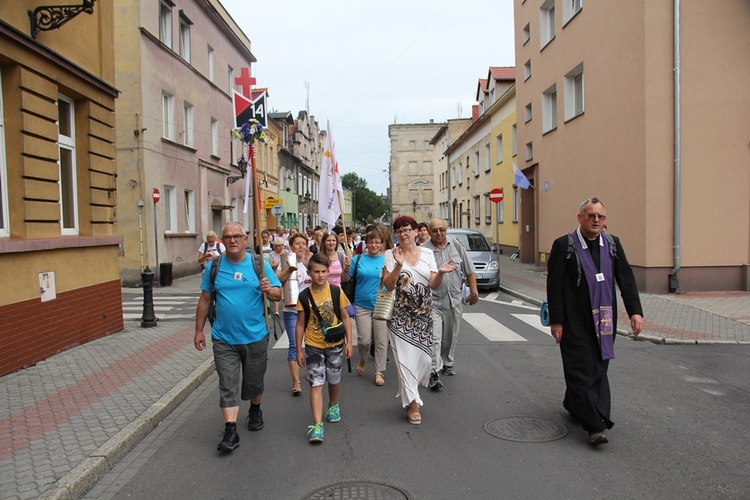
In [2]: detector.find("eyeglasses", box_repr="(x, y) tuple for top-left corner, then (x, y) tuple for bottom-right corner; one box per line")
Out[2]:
(395, 228), (414, 236)
(584, 213), (606, 220)
(222, 233), (246, 240)
(430, 227), (447, 233)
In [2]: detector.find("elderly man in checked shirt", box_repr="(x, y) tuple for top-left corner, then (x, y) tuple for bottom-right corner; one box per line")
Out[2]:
(420, 218), (479, 390)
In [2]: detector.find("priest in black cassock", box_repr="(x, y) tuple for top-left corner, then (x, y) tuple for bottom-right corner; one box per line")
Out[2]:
(546, 197), (644, 446)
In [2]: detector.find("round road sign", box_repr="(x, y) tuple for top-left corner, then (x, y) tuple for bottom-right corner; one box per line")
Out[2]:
(152, 188), (161, 203)
(489, 188), (504, 203)
(271, 204), (285, 217)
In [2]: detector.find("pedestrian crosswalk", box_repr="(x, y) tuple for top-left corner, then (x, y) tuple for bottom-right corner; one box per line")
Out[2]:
(122, 294), (199, 321)
(270, 311), (551, 350)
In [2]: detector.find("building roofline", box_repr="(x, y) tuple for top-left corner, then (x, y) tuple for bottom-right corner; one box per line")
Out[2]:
(0, 20), (119, 98)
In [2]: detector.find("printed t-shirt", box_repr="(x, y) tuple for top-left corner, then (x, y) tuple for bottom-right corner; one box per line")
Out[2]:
(201, 255), (281, 345)
(297, 284), (350, 349)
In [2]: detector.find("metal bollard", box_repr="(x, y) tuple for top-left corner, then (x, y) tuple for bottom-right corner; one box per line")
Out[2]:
(141, 266), (157, 328)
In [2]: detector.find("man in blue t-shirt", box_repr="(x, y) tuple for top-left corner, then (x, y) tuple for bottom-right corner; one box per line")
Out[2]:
(194, 222), (282, 453)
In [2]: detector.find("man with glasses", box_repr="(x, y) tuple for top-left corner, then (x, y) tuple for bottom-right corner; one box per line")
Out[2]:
(421, 218), (479, 389)
(546, 198), (643, 446)
(194, 222), (282, 453)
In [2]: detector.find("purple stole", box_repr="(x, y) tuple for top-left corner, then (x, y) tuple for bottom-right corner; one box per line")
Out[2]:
(572, 230), (615, 360)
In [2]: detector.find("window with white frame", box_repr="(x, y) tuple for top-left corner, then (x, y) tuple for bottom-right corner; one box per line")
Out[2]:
(184, 189), (195, 232)
(164, 185), (177, 232)
(183, 102), (194, 147)
(539, 0), (556, 49)
(490, 88), (495, 105)
(497, 197), (505, 224)
(484, 194), (491, 224)
(228, 65), (234, 94)
(179, 12), (192, 63)
(485, 144), (491, 172)
(162, 92), (174, 140)
(457, 161), (462, 185)
(563, 0), (582, 26)
(0, 72), (8, 237)
(452, 167), (456, 187)
(207, 45), (215, 83)
(565, 63), (585, 121)
(58, 95), (78, 235)
(525, 142), (533, 162)
(211, 117), (219, 157)
(474, 196), (480, 225)
(496, 135), (504, 164)
(542, 83), (558, 133)
(474, 151), (480, 176)
(512, 124), (517, 156)
(524, 103), (532, 123)
(524, 60), (531, 81)
(522, 23), (530, 45)
(159, 0), (173, 48)
(512, 186), (519, 222)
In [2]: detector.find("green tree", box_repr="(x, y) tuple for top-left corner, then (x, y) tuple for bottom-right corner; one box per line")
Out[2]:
(342, 172), (385, 226)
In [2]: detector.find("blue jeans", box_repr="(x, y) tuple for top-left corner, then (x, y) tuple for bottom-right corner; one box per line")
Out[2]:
(283, 310), (298, 361)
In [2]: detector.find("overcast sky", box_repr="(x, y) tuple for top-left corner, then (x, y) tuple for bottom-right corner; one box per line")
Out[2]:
(219, 0), (516, 195)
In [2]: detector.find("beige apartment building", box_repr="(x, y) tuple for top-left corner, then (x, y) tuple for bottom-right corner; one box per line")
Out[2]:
(388, 120), (446, 223)
(514, 0), (749, 292)
(114, 0), (257, 284)
(432, 118), (471, 225)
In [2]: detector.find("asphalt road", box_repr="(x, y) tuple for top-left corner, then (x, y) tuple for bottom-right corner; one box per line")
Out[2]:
(91, 292), (750, 499)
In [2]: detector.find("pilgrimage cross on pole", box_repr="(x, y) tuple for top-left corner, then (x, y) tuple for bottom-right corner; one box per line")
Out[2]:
(235, 67), (256, 98)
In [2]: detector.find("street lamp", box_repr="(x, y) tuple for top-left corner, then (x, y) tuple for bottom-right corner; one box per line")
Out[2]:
(412, 200), (417, 212)
(226, 156), (248, 186)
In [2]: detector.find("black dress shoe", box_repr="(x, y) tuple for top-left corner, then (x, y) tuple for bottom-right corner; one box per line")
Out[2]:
(588, 431), (608, 445)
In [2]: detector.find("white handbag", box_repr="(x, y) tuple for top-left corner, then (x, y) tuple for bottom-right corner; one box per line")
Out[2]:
(373, 287), (396, 321)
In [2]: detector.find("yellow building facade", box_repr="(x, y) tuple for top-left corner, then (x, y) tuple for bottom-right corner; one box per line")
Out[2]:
(0, 1), (122, 376)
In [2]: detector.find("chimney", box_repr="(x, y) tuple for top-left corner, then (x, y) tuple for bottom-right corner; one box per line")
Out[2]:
(471, 105), (479, 122)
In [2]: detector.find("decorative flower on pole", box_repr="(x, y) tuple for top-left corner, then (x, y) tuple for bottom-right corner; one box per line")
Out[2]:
(231, 119), (267, 144)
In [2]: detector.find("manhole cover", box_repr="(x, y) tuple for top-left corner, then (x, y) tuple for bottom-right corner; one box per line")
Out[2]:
(305, 481), (409, 500)
(484, 416), (568, 442)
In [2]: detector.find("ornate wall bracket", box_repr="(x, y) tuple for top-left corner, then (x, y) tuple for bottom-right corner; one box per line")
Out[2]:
(28, 0), (96, 39)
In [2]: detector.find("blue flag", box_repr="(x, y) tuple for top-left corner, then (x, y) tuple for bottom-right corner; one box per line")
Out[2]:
(513, 164), (531, 189)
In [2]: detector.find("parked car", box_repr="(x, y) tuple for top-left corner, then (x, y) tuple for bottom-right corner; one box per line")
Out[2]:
(446, 228), (500, 291)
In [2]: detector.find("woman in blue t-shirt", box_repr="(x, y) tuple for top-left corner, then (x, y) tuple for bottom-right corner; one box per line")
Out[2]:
(349, 227), (388, 386)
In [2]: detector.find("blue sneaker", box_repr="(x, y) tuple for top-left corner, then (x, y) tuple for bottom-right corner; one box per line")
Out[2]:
(308, 423), (324, 443)
(325, 403), (341, 423)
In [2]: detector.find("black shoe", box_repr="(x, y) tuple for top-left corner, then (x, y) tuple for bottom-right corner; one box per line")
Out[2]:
(429, 371), (443, 390)
(588, 431), (608, 445)
(247, 407), (264, 431)
(442, 366), (455, 376)
(218, 424), (239, 452)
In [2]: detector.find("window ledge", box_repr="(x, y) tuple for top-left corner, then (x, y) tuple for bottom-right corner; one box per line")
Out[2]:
(542, 126), (557, 136)
(0, 235), (122, 254)
(165, 232), (198, 238)
(564, 111), (585, 124)
(161, 137), (197, 153)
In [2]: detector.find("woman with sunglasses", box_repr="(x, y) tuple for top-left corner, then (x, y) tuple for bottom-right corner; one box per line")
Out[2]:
(382, 216), (456, 424)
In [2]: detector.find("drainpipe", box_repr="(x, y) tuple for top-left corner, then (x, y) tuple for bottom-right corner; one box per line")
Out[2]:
(668, 0), (682, 293)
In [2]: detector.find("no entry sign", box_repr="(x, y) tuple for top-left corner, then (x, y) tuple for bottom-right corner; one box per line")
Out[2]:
(152, 188), (161, 203)
(489, 188), (504, 203)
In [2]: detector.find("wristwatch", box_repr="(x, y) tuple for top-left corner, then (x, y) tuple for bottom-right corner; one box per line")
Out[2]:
(469, 292), (479, 297)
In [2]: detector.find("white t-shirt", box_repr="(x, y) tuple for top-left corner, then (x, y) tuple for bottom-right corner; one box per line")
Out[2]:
(199, 241), (225, 261)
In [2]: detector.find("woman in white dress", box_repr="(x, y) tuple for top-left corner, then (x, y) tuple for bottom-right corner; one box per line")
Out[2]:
(382, 216), (456, 424)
